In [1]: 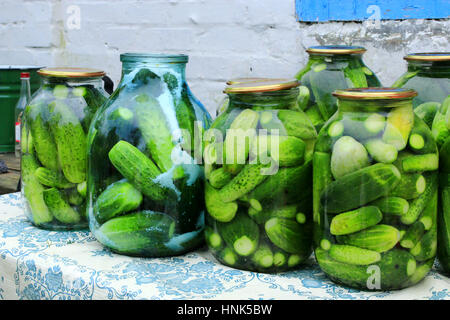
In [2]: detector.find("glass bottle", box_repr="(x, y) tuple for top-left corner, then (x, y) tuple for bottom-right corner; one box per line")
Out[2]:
(204, 79), (317, 272)
(313, 88), (438, 290)
(295, 46), (381, 131)
(87, 53), (211, 257)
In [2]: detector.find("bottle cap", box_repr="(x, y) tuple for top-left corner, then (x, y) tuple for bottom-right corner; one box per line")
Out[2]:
(306, 46), (367, 55)
(37, 68), (105, 78)
(333, 88), (418, 100)
(20, 72), (30, 79)
(224, 79), (300, 94)
(404, 52), (450, 62)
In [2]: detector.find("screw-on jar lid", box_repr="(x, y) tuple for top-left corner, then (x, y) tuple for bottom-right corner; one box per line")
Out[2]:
(224, 79), (300, 94)
(226, 78), (286, 85)
(333, 88), (418, 100)
(404, 52), (450, 62)
(38, 67), (105, 78)
(306, 45), (366, 55)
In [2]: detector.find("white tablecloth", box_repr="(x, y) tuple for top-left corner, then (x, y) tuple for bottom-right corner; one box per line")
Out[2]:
(0, 192), (449, 300)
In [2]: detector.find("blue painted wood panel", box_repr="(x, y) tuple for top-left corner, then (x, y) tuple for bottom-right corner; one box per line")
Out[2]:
(296, 0), (450, 22)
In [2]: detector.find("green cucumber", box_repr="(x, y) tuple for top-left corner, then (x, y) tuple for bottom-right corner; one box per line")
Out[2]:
(371, 197), (409, 216)
(135, 94), (182, 178)
(246, 161), (312, 204)
(25, 103), (59, 171)
(431, 109), (450, 148)
(297, 86), (310, 111)
(34, 167), (75, 189)
(94, 179), (143, 223)
(404, 258), (435, 287)
(273, 251), (287, 267)
(402, 153), (439, 173)
(321, 163), (401, 214)
(208, 167), (233, 189)
(401, 173), (438, 225)
(175, 86), (197, 153)
(219, 247), (238, 266)
(408, 115), (437, 154)
(288, 254), (302, 267)
(305, 106), (324, 129)
(414, 102), (440, 128)
(218, 163), (270, 202)
(392, 70), (419, 88)
(391, 173), (426, 200)
(277, 110), (317, 140)
(248, 204), (297, 224)
(77, 181), (87, 198)
(43, 188), (81, 224)
(327, 121), (344, 138)
(223, 109), (259, 174)
(343, 60), (368, 87)
(336, 224), (400, 253)
(48, 100), (87, 183)
(342, 113), (386, 141)
(328, 244), (381, 266)
(418, 191), (437, 231)
(364, 139), (398, 164)
(65, 188), (84, 206)
(218, 213), (259, 256)
(313, 152), (332, 227)
(330, 206), (382, 236)
(382, 104), (414, 151)
(249, 135), (306, 167)
(108, 140), (171, 201)
(331, 136), (370, 179)
(377, 249), (417, 289)
(400, 221), (425, 249)
(251, 244), (274, 269)
(265, 217), (311, 256)
(315, 247), (369, 288)
(410, 223), (437, 262)
(205, 226), (223, 250)
(97, 211), (175, 255)
(22, 155), (53, 225)
(205, 182), (238, 222)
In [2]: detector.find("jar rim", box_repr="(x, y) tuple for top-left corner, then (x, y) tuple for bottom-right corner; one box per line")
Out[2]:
(333, 87), (417, 100)
(224, 79), (300, 94)
(306, 45), (366, 55)
(405, 53), (450, 62)
(120, 53), (188, 63)
(38, 67), (105, 78)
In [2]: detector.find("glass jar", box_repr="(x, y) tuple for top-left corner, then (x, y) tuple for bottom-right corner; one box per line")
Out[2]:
(295, 46), (381, 131)
(87, 53), (211, 257)
(204, 79), (317, 272)
(393, 53), (450, 128)
(21, 68), (109, 230)
(314, 88), (438, 290)
(432, 95), (450, 274)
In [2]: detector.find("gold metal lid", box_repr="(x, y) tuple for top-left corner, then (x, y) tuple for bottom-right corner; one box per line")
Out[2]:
(224, 79), (300, 94)
(37, 68), (106, 78)
(404, 53), (450, 62)
(226, 78), (273, 85)
(306, 45), (366, 55)
(333, 88), (418, 100)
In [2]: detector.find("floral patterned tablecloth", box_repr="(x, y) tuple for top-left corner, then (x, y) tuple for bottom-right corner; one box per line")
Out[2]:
(0, 192), (449, 300)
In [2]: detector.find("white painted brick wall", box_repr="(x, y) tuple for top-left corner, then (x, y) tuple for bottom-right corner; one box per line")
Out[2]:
(0, 0), (448, 116)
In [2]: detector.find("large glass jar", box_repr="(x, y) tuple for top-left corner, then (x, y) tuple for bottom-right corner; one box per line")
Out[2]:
(204, 79), (317, 272)
(314, 88), (438, 290)
(295, 46), (381, 131)
(87, 53), (211, 257)
(393, 53), (450, 128)
(432, 95), (450, 274)
(21, 68), (109, 230)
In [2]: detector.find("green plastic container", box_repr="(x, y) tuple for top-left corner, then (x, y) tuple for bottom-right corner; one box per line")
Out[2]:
(0, 66), (42, 152)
